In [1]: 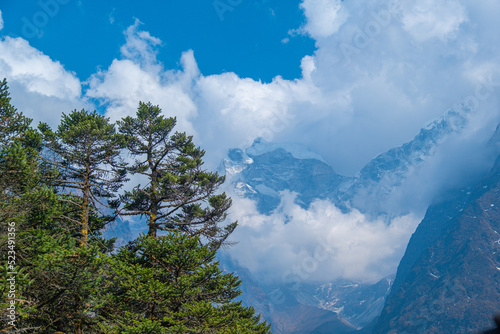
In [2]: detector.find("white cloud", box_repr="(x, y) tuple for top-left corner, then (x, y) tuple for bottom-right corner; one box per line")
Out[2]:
(0, 10), (4, 31)
(400, 0), (468, 42)
(0, 37), (85, 126)
(120, 19), (162, 72)
(299, 0), (348, 39)
(86, 22), (198, 137)
(227, 191), (421, 283)
(0, 38), (81, 100)
(195, 74), (294, 155)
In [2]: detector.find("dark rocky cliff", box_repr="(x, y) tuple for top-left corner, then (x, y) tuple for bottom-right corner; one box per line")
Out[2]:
(373, 155), (500, 333)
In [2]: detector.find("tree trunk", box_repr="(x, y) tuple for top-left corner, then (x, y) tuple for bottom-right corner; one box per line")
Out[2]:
(148, 210), (157, 238)
(80, 168), (90, 247)
(148, 151), (158, 238)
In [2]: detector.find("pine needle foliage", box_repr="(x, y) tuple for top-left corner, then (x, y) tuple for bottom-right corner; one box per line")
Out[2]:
(118, 102), (236, 248)
(97, 232), (271, 334)
(39, 110), (127, 246)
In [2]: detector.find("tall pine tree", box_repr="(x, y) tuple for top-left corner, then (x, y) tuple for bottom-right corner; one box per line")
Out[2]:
(39, 110), (127, 247)
(38, 109), (127, 333)
(118, 102), (235, 247)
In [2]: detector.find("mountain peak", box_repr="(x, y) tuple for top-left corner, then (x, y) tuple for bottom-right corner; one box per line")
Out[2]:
(246, 137), (326, 162)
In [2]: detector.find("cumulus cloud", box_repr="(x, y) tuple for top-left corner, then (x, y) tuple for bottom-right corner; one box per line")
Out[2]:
(120, 19), (163, 72)
(299, 0), (348, 39)
(0, 37), (85, 126)
(227, 191), (421, 284)
(86, 21), (199, 137)
(400, 0), (468, 42)
(0, 10), (4, 31)
(0, 38), (81, 100)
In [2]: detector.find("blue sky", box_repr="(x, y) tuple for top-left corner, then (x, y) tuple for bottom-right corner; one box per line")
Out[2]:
(1, 0), (314, 82)
(2, 0), (500, 282)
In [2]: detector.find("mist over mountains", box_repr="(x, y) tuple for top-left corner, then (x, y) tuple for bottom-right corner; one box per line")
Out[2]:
(374, 127), (500, 333)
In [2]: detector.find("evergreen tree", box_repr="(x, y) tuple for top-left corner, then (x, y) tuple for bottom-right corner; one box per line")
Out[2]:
(39, 110), (127, 247)
(0, 81), (106, 333)
(97, 232), (271, 333)
(0, 79), (50, 331)
(34, 109), (128, 332)
(118, 102), (235, 248)
(0, 78), (31, 148)
(0, 140), (43, 332)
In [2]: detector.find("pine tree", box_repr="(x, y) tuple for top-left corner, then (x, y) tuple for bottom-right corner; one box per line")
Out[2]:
(37, 109), (127, 333)
(97, 232), (271, 333)
(39, 110), (127, 247)
(118, 102), (236, 248)
(0, 82), (107, 333)
(0, 78), (31, 147)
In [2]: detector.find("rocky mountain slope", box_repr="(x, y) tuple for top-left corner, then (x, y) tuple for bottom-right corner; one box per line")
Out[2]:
(373, 153), (500, 333)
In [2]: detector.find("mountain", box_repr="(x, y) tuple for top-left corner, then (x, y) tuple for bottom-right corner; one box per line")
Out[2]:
(357, 109), (467, 184)
(218, 138), (350, 213)
(343, 108), (469, 216)
(221, 107), (471, 217)
(313, 277), (393, 329)
(373, 152), (500, 333)
(218, 139), (394, 331)
(219, 253), (360, 333)
(103, 216), (147, 248)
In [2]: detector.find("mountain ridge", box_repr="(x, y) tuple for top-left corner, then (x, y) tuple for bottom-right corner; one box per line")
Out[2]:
(373, 153), (500, 333)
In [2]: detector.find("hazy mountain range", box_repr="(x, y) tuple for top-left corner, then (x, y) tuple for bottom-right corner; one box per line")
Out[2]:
(216, 105), (500, 333)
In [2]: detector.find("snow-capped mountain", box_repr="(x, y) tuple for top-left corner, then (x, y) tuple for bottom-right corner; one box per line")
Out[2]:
(220, 106), (472, 217)
(357, 109), (468, 184)
(218, 137), (350, 213)
(344, 108), (471, 216)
